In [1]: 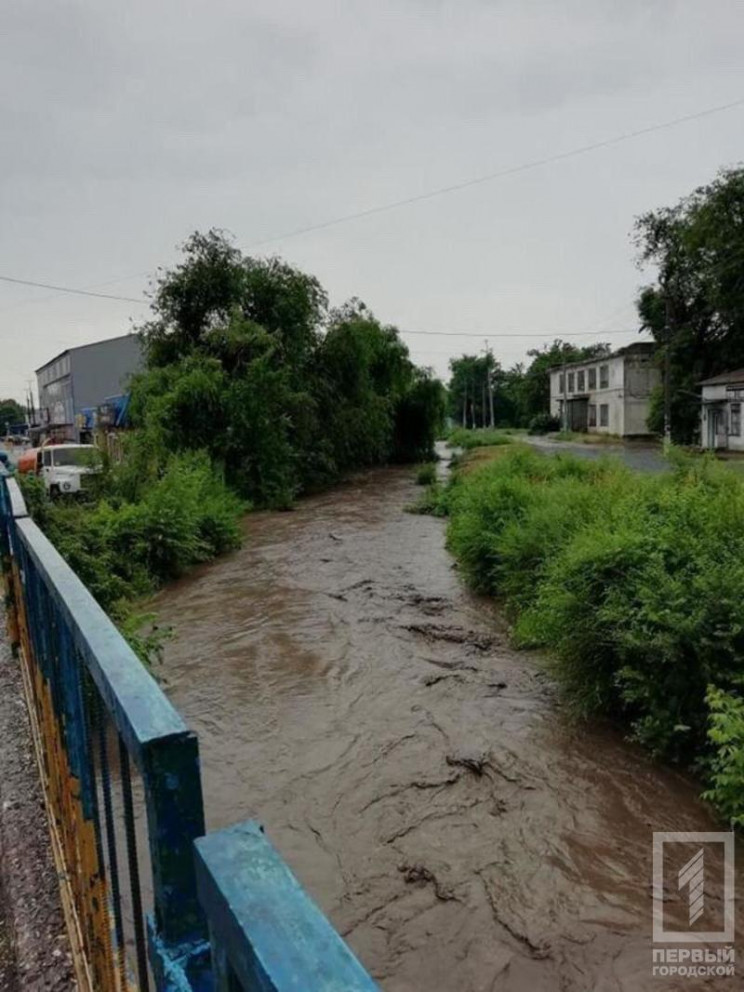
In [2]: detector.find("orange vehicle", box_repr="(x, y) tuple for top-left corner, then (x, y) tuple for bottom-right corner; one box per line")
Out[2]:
(17, 447), (41, 475)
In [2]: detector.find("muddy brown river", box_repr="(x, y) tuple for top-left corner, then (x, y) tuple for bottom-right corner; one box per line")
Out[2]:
(151, 452), (741, 991)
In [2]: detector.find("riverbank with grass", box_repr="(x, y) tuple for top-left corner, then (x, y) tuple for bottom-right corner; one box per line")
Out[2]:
(446, 427), (516, 449)
(425, 444), (744, 824)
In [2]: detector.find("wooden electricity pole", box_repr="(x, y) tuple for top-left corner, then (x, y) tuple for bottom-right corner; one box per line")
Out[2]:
(664, 290), (673, 446)
(485, 340), (495, 428)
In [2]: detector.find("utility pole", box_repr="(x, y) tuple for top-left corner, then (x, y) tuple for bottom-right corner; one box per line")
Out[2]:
(663, 292), (673, 447)
(562, 355), (568, 432)
(485, 340), (495, 428)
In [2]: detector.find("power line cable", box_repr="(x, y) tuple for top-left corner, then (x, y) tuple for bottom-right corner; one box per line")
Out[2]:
(244, 97), (744, 248)
(399, 327), (642, 339)
(1, 96), (742, 314)
(0, 274), (146, 304)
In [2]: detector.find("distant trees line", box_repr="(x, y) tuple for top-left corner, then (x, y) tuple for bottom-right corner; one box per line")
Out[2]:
(447, 341), (610, 431)
(448, 165), (744, 443)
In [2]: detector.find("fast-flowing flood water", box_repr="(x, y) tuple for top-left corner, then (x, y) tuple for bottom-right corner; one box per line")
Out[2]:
(151, 451), (740, 991)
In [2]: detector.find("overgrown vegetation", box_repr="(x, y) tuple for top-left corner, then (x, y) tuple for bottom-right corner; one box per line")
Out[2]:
(636, 167), (744, 443)
(131, 233), (446, 508)
(415, 463), (437, 486)
(446, 427), (513, 449)
(24, 231), (445, 660)
(20, 453), (244, 661)
(439, 446), (744, 821)
(527, 412), (560, 435)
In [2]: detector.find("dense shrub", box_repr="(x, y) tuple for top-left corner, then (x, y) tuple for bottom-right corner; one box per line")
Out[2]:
(527, 412), (560, 435)
(443, 447), (744, 819)
(22, 234), (446, 661)
(132, 236), (446, 506)
(446, 428), (513, 450)
(415, 463), (437, 486)
(704, 688), (744, 826)
(22, 451), (243, 628)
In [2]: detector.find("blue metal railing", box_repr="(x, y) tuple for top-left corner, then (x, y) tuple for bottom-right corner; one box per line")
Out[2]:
(0, 471), (378, 992)
(195, 822), (377, 992)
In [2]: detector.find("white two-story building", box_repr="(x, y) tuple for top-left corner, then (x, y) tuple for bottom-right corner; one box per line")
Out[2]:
(548, 342), (659, 437)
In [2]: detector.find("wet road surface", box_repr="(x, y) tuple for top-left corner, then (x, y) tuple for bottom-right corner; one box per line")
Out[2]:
(523, 436), (669, 473)
(152, 453), (739, 991)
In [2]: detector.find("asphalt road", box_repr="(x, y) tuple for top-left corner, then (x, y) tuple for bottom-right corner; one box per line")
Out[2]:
(522, 435), (669, 473)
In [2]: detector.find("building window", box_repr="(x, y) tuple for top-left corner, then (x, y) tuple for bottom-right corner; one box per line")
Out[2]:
(599, 404), (609, 427)
(558, 373), (565, 393)
(577, 370), (585, 392)
(588, 404), (597, 427)
(599, 365), (609, 389)
(588, 368), (597, 390)
(731, 403), (741, 436)
(568, 372), (575, 393)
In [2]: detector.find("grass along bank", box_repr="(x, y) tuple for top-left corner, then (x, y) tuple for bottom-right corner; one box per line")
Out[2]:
(446, 427), (515, 449)
(20, 451), (244, 663)
(435, 445), (744, 824)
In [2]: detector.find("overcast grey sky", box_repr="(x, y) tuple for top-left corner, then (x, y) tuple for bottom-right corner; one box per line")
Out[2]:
(1, 0), (743, 401)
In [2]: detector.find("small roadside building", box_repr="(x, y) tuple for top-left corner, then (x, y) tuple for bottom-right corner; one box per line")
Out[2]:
(699, 369), (744, 451)
(36, 334), (143, 443)
(548, 342), (659, 437)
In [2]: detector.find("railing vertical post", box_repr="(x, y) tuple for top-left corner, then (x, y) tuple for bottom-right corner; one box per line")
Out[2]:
(205, 925), (236, 992)
(142, 732), (207, 945)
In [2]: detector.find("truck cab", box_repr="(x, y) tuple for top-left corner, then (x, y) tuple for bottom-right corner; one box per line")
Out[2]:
(38, 444), (101, 496)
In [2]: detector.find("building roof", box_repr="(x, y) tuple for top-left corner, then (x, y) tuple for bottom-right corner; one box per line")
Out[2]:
(699, 368), (744, 387)
(35, 333), (140, 375)
(547, 340), (655, 373)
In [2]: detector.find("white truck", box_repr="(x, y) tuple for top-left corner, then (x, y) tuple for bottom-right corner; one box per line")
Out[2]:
(20, 444), (102, 496)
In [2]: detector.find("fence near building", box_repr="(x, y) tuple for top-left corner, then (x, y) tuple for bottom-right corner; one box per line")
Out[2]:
(0, 471), (377, 992)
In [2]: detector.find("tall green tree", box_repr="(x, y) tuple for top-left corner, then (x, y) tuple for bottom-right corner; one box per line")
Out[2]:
(448, 354), (500, 428)
(634, 167), (744, 442)
(0, 398), (26, 430)
(131, 231), (444, 505)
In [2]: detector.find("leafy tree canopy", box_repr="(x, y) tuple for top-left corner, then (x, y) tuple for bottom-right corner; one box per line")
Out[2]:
(634, 166), (744, 442)
(132, 231), (445, 505)
(0, 398), (26, 430)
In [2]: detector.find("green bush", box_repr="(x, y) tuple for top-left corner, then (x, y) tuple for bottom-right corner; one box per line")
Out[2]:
(406, 482), (447, 516)
(527, 412), (560, 434)
(26, 451), (244, 663)
(446, 428), (513, 450)
(444, 446), (744, 820)
(415, 463), (437, 486)
(704, 688), (744, 825)
(131, 236), (447, 507)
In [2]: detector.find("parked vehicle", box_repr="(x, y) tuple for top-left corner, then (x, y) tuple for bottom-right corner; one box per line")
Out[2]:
(17, 443), (101, 496)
